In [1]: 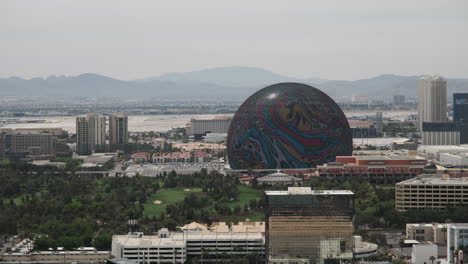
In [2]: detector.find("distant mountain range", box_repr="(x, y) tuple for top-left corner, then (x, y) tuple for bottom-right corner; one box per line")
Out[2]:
(1, 66), (467, 100)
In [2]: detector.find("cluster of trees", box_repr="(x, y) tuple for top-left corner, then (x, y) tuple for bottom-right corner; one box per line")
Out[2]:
(0, 162), (161, 250)
(1, 162), (262, 251)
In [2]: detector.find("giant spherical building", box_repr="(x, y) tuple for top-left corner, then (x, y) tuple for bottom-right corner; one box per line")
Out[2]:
(227, 82), (352, 169)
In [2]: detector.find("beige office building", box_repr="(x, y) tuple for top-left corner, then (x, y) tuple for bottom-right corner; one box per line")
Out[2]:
(109, 113), (128, 151)
(396, 174), (468, 211)
(406, 223), (447, 244)
(418, 76), (447, 129)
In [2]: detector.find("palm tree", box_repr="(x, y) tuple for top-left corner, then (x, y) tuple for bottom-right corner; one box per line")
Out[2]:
(429, 255), (436, 264)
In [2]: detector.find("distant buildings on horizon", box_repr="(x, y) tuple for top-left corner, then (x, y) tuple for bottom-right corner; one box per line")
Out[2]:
(417, 76), (468, 146)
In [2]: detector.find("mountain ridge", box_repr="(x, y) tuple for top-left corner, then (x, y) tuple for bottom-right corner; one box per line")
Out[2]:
(1, 67), (467, 100)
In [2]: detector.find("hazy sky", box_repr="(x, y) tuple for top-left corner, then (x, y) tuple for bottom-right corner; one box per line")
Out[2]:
(2, 0), (467, 80)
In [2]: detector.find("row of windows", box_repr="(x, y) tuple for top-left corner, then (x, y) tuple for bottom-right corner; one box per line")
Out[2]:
(399, 186), (468, 189)
(124, 248), (184, 251)
(397, 203), (463, 206)
(401, 198), (468, 201)
(401, 195), (468, 198)
(126, 256), (184, 260)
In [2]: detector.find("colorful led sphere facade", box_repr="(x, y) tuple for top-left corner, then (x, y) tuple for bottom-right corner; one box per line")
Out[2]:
(227, 82), (352, 169)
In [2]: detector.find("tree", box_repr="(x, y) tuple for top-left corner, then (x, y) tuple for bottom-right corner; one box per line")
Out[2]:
(368, 232), (387, 248)
(92, 233), (112, 250)
(34, 236), (55, 251)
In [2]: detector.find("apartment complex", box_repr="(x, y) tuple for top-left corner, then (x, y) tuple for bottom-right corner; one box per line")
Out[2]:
(76, 113), (106, 155)
(395, 174), (468, 211)
(109, 113), (129, 151)
(265, 187), (355, 264)
(112, 224), (265, 264)
(317, 156), (426, 184)
(418, 76), (447, 130)
(422, 122), (460, 146)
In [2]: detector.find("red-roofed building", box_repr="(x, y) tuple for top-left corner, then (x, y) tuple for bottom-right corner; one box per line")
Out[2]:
(152, 152), (191, 163)
(317, 156), (427, 184)
(193, 151), (211, 163)
(132, 152), (149, 162)
(239, 174), (255, 184)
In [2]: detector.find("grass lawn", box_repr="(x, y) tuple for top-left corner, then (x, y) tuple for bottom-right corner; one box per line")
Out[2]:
(143, 185), (264, 222)
(220, 185), (262, 209)
(218, 185), (264, 222)
(143, 187), (202, 217)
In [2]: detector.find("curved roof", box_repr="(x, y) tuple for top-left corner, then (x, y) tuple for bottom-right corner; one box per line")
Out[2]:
(257, 171), (302, 183)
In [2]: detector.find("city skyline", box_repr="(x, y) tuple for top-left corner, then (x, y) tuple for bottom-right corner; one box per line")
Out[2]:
(2, 1), (468, 264)
(2, 0), (468, 80)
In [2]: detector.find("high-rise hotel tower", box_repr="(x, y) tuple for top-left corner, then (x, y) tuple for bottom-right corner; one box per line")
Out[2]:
(109, 113), (128, 151)
(418, 76), (447, 129)
(76, 113), (106, 155)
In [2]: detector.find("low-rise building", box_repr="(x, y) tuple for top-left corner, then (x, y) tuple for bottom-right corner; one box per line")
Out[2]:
(112, 221), (376, 264)
(152, 138), (166, 149)
(79, 153), (117, 168)
(317, 155), (426, 184)
(0, 240), (110, 264)
(152, 152), (191, 163)
(112, 227), (264, 264)
(418, 145), (468, 161)
(1, 250), (110, 264)
(396, 174), (468, 211)
(257, 170), (302, 186)
(349, 120), (378, 138)
(406, 224), (447, 244)
(422, 122), (460, 146)
(439, 153), (468, 167)
(411, 242), (438, 264)
(132, 152), (149, 163)
(188, 116), (232, 140)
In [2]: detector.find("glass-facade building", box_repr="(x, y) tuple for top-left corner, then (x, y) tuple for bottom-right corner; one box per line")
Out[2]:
(265, 187), (354, 264)
(453, 93), (468, 144)
(453, 93), (468, 123)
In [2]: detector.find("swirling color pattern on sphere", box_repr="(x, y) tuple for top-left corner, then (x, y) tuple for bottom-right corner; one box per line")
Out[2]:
(227, 82), (352, 169)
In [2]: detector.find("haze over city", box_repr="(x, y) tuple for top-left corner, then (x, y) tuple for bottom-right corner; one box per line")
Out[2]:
(2, 0), (468, 80)
(2, 1), (468, 264)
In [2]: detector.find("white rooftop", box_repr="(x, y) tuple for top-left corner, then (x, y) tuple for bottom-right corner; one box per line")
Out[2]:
(397, 174), (468, 185)
(265, 187), (354, 196)
(113, 231), (264, 248)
